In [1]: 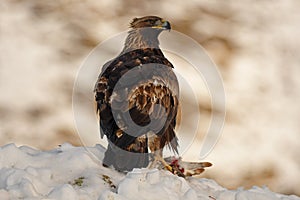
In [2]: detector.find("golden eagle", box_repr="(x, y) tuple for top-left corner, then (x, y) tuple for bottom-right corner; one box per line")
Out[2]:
(94, 16), (179, 173)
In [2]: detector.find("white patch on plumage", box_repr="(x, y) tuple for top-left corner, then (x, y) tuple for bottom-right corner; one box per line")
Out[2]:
(110, 92), (117, 104)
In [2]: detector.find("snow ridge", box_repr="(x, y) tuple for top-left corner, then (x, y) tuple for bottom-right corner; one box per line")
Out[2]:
(0, 143), (299, 200)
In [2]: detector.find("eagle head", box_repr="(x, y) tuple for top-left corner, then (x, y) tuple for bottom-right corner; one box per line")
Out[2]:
(130, 16), (171, 30)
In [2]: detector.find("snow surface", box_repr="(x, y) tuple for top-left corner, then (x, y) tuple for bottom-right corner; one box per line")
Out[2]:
(0, 143), (299, 200)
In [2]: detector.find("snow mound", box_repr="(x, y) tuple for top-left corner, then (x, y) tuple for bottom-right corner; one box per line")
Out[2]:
(0, 143), (298, 200)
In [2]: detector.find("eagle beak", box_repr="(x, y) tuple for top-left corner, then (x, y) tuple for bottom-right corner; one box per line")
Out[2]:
(152, 20), (171, 31)
(161, 21), (171, 30)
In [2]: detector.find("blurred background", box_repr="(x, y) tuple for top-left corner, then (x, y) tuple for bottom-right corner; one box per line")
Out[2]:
(1, 0), (300, 196)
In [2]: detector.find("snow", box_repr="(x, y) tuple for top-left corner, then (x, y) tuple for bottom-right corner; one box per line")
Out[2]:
(0, 143), (299, 200)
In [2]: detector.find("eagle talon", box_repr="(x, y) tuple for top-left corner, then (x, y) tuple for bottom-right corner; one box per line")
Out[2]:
(163, 164), (185, 177)
(164, 165), (173, 172)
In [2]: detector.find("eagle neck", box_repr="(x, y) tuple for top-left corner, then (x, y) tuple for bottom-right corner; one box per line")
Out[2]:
(121, 28), (161, 54)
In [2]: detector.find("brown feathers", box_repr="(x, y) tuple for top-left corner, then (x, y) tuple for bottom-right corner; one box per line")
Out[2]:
(130, 16), (163, 29)
(94, 16), (178, 171)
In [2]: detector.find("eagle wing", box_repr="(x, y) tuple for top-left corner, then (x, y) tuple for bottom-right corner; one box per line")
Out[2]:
(94, 48), (179, 171)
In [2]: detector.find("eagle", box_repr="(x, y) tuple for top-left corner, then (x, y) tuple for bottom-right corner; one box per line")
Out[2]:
(94, 16), (180, 174)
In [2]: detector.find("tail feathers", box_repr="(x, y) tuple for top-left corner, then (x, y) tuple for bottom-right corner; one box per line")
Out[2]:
(160, 126), (178, 154)
(103, 143), (149, 172)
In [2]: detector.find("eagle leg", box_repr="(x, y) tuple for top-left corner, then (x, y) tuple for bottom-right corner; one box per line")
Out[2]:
(148, 149), (172, 171)
(147, 132), (184, 177)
